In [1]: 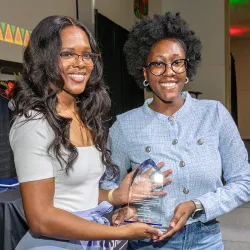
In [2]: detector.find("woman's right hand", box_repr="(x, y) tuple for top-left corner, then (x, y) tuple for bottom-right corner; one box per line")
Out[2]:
(112, 206), (137, 226)
(119, 222), (163, 240)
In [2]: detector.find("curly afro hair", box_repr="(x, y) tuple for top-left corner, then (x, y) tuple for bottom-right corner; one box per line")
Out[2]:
(124, 12), (202, 88)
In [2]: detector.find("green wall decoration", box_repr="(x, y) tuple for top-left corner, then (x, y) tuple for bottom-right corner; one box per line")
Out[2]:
(134, 0), (148, 19)
(0, 21), (32, 46)
(230, 0), (250, 6)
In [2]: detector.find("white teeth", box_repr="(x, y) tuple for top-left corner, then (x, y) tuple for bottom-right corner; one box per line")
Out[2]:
(69, 74), (83, 78)
(160, 83), (176, 87)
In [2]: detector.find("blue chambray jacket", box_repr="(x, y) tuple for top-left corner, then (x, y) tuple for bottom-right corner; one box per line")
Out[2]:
(101, 92), (250, 225)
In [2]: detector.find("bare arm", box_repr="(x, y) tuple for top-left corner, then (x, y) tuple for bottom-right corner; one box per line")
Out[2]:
(98, 189), (110, 204)
(98, 188), (122, 205)
(21, 178), (161, 241)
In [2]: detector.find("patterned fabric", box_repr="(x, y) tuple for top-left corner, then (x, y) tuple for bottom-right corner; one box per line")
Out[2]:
(73, 201), (113, 249)
(101, 91), (250, 225)
(15, 202), (114, 250)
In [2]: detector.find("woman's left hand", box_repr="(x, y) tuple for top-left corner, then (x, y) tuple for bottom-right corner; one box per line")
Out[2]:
(113, 161), (172, 205)
(156, 201), (196, 241)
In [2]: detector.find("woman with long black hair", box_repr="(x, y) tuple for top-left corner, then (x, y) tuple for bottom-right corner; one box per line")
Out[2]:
(10, 15), (167, 249)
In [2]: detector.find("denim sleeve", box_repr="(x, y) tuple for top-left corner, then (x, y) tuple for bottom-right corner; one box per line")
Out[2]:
(99, 120), (131, 190)
(197, 102), (250, 222)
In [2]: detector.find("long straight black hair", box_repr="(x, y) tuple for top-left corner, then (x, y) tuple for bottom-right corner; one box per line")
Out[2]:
(12, 15), (118, 177)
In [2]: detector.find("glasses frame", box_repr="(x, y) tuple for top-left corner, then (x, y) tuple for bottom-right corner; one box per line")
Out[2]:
(145, 58), (189, 76)
(59, 52), (100, 66)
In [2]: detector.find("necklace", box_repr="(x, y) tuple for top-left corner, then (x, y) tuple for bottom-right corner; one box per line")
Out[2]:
(64, 109), (84, 128)
(57, 103), (93, 146)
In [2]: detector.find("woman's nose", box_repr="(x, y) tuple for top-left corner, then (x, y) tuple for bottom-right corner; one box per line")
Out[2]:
(73, 57), (85, 68)
(163, 63), (175, 76)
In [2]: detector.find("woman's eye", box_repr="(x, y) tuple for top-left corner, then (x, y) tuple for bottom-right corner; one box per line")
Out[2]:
(173, 60), (182, 65)
(60, 52), (73, 57)
(153, 62), (164, 66)
(83, 53), (91, 59)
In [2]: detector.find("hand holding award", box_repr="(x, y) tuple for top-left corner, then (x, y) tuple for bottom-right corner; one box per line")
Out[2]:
(113, 159), (171, 233)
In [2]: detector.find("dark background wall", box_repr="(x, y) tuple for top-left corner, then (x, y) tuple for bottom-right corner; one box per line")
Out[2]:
(0, 98), (15, 178)
(95, 10), (144, 125)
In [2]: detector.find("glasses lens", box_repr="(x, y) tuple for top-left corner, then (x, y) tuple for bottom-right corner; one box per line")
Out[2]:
(60, 52), (99, 66)
(149, 62), (166, 76)
(60, 52), (74, 60)
(83, 53), (98, 66)
(172, 59), (187, 74)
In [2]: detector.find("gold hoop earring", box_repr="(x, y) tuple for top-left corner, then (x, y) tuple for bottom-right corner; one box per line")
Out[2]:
(143, 80), (149, 87)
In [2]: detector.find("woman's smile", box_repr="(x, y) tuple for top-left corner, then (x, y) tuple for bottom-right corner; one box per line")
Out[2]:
(68, 72), (86, 83)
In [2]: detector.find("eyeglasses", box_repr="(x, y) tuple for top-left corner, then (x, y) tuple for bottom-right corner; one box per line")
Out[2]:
(59, 52), (99, 66)
(145, 59), (189, 76)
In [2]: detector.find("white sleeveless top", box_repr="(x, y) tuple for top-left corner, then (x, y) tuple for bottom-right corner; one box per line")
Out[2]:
(9, 112), (105, 212)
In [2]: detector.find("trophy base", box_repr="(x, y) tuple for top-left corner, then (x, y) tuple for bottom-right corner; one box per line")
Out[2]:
(121, 220), (168, 234)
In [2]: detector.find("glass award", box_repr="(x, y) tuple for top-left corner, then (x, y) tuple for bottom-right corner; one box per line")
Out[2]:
(123, 159), (168, 232)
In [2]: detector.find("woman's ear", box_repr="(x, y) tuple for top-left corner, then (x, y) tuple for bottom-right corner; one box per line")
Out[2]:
(142, 67), (147, 81)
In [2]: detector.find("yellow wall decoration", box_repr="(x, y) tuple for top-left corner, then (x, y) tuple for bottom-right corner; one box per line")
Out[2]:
(0, 21), (32, 46)
(14, 27), (23, 46)
(0, 28), (3, 41)
(23, 30), (30, 46)
(4, 24), (14, 43)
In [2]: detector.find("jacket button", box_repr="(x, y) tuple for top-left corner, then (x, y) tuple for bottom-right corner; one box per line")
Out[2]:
(168, 115), (174, 121)
(172, 139), (178, 145)
(198, 139), (204, 145)
(179, 161), (185, 167)
(145, 146), (151, 152)
(183, 188), (189, 194)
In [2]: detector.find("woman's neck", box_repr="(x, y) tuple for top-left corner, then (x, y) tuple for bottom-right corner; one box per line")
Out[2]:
(57, 91), (77, 112)
(149, 95), (185, 116)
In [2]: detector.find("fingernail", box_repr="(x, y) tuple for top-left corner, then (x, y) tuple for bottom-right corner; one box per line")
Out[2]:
(170, 222), (175, 228)
(158, 230), (163, 236)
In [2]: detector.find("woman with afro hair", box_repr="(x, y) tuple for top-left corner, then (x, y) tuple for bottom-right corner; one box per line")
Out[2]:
(104, 12), (250, 249)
